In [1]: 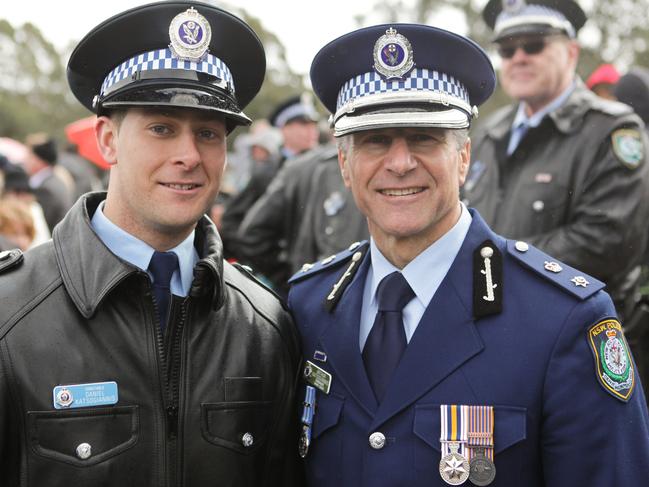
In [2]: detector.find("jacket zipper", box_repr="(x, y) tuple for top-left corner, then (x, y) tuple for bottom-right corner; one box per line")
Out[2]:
(166, 299), (189, 485)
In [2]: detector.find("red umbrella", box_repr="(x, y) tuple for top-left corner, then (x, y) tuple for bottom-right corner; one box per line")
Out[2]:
(65, 116), (110, 170)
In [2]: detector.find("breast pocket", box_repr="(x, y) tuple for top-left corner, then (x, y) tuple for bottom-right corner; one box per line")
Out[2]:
(27, 405), (139, 468)
(306, 391), (345, 483)
(201, 401), (273, 455)
(516, 180), (570, 233)
(413, 404), (527, 484)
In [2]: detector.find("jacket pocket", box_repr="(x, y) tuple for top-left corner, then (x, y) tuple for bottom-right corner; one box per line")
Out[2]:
(27, 405), (139, 467)
(201, 401), (272, 455)
(312, 391), (344, 439)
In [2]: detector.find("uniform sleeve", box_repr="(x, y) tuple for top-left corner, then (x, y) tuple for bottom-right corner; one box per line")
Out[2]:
(526, 121), (649, 284)
(0, 344), (20, 484)
(541, 291), (649, 486)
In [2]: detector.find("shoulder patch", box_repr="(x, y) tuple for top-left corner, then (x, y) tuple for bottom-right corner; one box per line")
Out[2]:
(587, 318), (635, 402)
(506, 240), (604, 300)
(288, 241), (369, 285)
(0, 248), (24, 274)
(611, 128), (645, 169)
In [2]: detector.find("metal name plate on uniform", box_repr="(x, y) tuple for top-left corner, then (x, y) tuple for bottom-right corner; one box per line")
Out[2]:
(53, 381), (119, 409)
(303, 360), (332, 394)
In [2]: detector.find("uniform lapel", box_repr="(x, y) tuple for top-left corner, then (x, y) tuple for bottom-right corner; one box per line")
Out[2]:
(318, 254), (379, 414)
(370, 213), (495, 429)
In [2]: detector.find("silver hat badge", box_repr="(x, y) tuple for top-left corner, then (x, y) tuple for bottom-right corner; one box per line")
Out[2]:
(373, 27), (415, 80)
(169, 7), (212, 62)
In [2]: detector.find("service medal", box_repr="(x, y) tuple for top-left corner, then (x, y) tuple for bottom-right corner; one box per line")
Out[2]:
(439, 442), (470, 485)
(469, 448), (496, 486)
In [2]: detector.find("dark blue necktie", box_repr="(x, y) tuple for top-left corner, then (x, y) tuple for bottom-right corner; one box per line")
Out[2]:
(363, 271), (415, 402)
(148, 251), (179, 334)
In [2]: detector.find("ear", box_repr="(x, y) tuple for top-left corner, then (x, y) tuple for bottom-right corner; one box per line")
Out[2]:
(458, 137), (471, 187)
(337, 147), (352, 188)
(95, 116), (119, 166)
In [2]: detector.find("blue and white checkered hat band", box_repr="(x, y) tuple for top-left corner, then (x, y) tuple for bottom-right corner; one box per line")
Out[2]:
(495, 5), (575, 37)
(336, 68), (470, 113)
(100, 48), (234, 96)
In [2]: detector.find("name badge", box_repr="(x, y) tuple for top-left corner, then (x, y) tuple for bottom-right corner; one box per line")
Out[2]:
(303, 360), (332, 394)
(53, 381), (119, 409)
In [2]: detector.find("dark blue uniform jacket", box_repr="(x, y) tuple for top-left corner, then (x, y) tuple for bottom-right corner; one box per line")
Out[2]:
(288, 210), (649, 487)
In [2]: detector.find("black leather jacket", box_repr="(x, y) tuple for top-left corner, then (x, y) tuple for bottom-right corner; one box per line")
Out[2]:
(0, 193), (302, 486)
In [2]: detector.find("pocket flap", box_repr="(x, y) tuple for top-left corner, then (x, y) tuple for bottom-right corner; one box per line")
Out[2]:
(201, 401), (272, 454)
(413, 404), (526, 454)
(312, 392), (344, 439)
(27, 405), (139, 467)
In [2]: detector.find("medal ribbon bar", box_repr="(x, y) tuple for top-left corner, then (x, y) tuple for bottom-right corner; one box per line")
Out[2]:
(468, 405), (494, 461)
(440, 404), (469, 457)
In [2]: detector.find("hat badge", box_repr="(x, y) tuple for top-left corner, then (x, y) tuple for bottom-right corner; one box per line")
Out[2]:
(373, 27), (415, 80)
(502, 0), (526, 14)
(169, 7), (212, 62)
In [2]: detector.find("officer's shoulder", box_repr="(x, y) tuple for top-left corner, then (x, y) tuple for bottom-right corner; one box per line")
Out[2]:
(224, 261), (288, 311)
(289, 241), (369, 285)
(505, 240), (605, 301)
(586, 94), (634, 118)
(0, 248), (24, 275)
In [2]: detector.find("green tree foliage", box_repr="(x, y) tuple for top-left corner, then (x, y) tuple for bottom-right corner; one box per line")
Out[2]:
(0, 4), (307, 143)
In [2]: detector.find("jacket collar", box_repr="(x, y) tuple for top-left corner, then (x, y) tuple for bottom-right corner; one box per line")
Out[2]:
(485, 78), (597, 140)
(53, 192), (225, 318)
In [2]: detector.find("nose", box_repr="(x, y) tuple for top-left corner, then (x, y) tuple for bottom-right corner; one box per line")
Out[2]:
(384, 137), (416, 176)
(174, 130), (201, 170)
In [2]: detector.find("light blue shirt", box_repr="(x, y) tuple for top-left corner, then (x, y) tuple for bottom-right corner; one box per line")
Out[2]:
(90, 202), (199, 297)
(359, 203), (472, 351)
(507, 81), (576, 156)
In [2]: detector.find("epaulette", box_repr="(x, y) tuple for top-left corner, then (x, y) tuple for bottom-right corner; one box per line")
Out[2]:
(288, 241), (369, 285)
(231, 262), (286, 307)
(0, 248), (24, 274)
(506, 240), (604, 300)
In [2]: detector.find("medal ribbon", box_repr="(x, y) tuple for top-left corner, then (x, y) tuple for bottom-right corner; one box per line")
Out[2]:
(440, 404), (468, 457)
(467, 405), (494, 461)
(301, 386), (316, 426)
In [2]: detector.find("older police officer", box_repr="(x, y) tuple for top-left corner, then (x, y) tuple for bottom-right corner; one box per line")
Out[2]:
(0, 2), (300, 486)
(288, 23), (649, 487)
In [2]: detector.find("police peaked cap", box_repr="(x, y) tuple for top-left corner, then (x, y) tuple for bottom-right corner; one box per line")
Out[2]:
(67, 1), (265, 129)
(269, 95), (319, 128)
(310, 24), (496, 136)
(483, 0), (587, 41)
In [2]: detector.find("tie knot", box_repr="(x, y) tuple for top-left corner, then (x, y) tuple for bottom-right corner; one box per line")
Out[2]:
(376, 271), (415, 312)
(149, 251), (179, 288)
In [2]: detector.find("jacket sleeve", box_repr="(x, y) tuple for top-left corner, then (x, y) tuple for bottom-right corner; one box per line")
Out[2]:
(541, 291), (649, 485)
(526, 121), (649, 283)
(0, 344), (19, 485)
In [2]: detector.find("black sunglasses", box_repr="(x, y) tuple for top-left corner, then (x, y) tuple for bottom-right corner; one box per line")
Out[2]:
(497, 38), (549, 59)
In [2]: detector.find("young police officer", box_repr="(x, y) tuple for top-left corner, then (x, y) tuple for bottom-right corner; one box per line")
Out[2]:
(0, 2), (300, 486)
(288, 23), (649, 486)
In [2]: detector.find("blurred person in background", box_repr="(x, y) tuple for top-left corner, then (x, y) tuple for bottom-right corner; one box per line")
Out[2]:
(615, 67), (649, 133)
(1, 162), (50, 246)
(220, 124), (282, 258)
(271, 94), (320, 165)
(23, 133), (73, 232)
(57, 142), (103, 201)
(586, 63), (620, 100)
(0, 199), (35, 251)
(464, 0), (649, 325)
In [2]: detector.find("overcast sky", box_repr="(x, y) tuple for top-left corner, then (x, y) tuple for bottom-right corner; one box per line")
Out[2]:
(1, 0), (396, 75)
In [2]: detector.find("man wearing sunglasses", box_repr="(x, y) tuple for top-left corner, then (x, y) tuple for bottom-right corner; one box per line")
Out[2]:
(464, 0), (649, 335)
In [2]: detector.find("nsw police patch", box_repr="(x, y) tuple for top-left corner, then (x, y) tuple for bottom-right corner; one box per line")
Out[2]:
(587, 319), (635, 402)
(611, 128), (644, 169)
